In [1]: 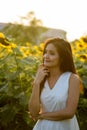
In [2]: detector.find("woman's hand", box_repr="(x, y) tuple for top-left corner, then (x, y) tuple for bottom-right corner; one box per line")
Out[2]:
(34, 64), (49, 85)
(37, 113), (45, 120)
(37, 112), (49, 120)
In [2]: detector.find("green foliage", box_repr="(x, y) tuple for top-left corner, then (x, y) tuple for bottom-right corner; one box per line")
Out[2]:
(2, 23), (47, 45)
(0, 36), (42, 129)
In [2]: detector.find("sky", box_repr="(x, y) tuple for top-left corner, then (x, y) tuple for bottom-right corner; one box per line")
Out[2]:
(0, 0), (87, 41)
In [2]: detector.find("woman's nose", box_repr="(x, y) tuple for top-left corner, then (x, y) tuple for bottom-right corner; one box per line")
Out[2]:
(44, 53), (49, 58)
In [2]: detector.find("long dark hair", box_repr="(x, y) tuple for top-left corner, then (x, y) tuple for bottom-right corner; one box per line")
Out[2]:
(43, 37), (76, 74)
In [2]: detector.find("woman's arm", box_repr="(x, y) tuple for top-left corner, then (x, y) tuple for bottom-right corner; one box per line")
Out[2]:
(29, 82), (41, 119)
(38, 74), (80, 121)
(29, 65), (49, 119)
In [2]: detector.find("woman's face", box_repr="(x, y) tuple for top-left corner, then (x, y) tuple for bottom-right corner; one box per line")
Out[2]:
(43, 43), (60, 68)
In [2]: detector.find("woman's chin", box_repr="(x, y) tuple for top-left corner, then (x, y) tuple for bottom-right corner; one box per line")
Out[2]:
(44, 63), (50, 67)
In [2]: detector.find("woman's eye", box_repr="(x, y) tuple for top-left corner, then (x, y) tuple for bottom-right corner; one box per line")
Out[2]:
(44, 50), (47, 54)
(44, 50), (55, 55)
(50, 52), (55, 55)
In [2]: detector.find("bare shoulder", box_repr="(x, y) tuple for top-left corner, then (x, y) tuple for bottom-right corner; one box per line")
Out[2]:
(70, 73), (80, 83)
(69, 73), (80, 90)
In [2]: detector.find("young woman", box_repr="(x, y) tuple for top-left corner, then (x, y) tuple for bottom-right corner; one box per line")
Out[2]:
(29, 38), (81, 130)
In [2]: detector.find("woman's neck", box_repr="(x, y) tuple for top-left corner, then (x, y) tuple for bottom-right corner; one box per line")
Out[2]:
(48, 67), (62, 78)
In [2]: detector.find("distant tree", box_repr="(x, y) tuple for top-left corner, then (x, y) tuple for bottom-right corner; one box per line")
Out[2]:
(19, 11), (44, 44)
(19, 11), (43, 26)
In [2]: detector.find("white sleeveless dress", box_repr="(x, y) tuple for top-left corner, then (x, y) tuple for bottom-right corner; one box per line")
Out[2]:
(33, 72), (80, 130)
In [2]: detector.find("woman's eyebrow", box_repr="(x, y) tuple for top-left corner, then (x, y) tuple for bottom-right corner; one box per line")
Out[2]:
(45, 48), (55, 52)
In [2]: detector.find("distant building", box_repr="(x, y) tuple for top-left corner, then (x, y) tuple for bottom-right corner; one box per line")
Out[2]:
(0, 23), (7, 30)
(41, 28), (67, 42)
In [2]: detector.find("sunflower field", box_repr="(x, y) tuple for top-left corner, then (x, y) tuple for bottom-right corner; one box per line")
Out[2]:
(0, 32), (87, 130)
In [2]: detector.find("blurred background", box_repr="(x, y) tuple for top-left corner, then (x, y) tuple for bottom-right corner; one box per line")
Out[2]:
(0, 0), (87, 130)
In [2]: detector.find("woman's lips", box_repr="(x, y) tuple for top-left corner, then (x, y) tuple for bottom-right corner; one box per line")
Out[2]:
(44, 59), (50, 62)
